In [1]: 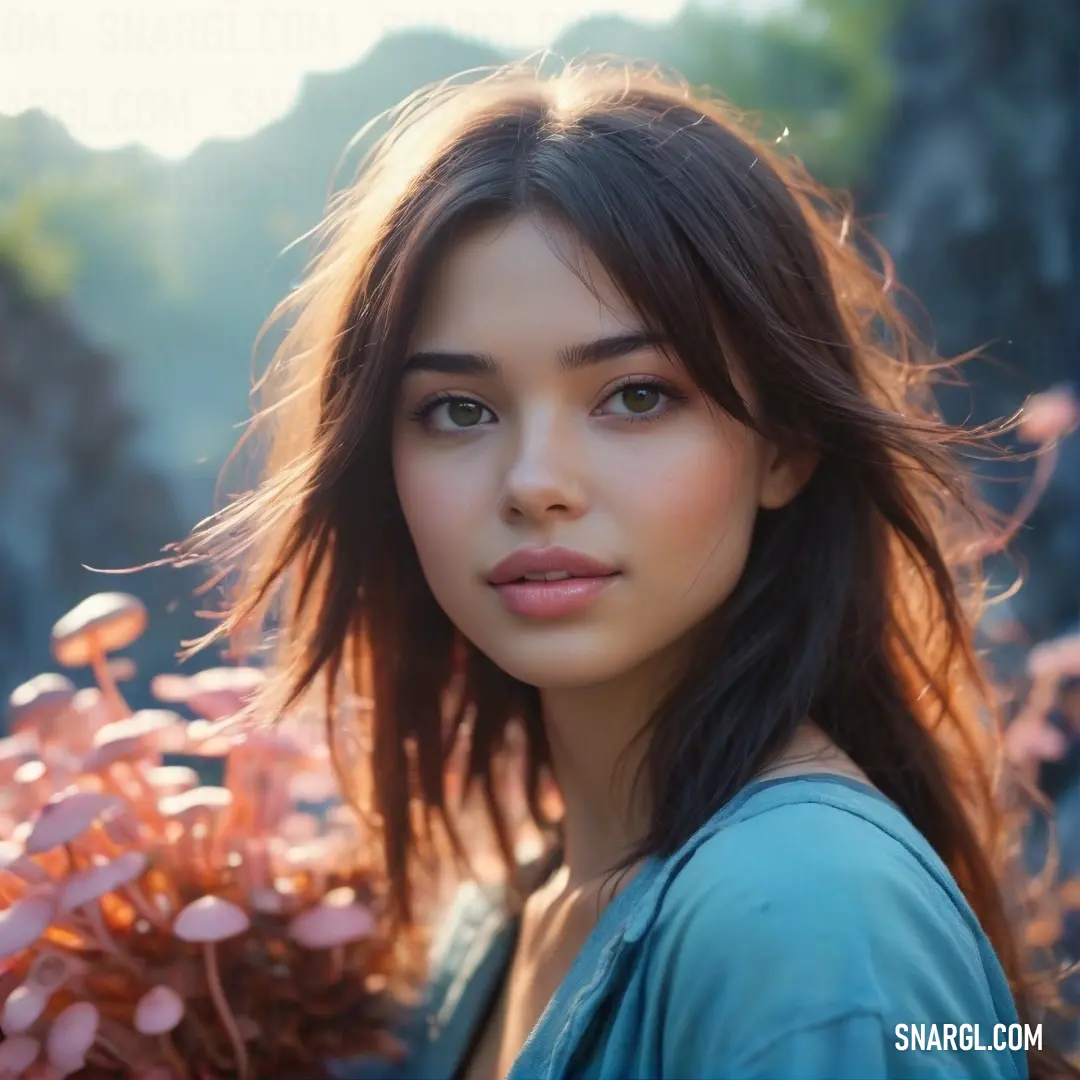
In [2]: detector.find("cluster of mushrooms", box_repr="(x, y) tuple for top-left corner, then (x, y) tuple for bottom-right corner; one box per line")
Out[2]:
(0, 593), (406, 1079)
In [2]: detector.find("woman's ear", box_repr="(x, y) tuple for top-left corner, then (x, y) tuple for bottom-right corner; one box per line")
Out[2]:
(758, 442), (819, 510)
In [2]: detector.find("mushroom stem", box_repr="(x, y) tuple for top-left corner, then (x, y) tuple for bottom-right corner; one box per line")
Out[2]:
(89, 645), (130, 720)
(77, 902), (141, 973)
(328, 944), (345, 984)
(95, 1032), (137, 1071)
(178, 1007), (233, 1071)
(202, 942), (248, 1080)
(157, 1034), (189, 1079)
(121, 883), (170, 930)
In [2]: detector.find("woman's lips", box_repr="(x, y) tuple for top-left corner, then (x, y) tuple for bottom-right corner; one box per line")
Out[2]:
(491, 573), (620, 618)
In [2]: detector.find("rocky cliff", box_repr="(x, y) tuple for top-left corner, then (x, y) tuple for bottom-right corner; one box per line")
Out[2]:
(0, 259), (200, 709)
(865, 0), (1079, 634)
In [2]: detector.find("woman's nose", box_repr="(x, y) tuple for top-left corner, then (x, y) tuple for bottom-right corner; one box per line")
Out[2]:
(499, 418), (588, 524)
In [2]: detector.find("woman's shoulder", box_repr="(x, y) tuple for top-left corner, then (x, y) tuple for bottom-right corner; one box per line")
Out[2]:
(673, 777), (963, 902)
(635, 775), (1025, 1077)
(655, 774), (987, 958)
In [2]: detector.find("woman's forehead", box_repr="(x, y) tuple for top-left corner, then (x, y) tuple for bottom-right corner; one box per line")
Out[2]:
(409, 213), (646, 355)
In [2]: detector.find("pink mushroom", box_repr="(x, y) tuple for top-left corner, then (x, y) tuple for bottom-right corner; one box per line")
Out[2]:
(182, 718), (241, 757)
(25, 789), (121, 868)
(70, 687), (113, 749)
(1028, 633), (1080, 681)
(0, 730), (37, 779)
(149, 673), (191, 704)
(58, 857), (148, 968)
(173, 896), (251, 1080)
(6, 674), (76, 747)
(147, 765), (200, 799)
(1017, 385), (1079, 444)
(0, 892), (55, 962)
(51, 592), (147, 720)
(288, 886), (376, 982)
(133, 985), (189, 1075)
(0, 840), (45, 905)
(1, 983), (47, 1036)
(160, 666), (266, 722)
(93, 850), (170, 929)
(46, 1000), (100, 1076)
(134, 985), (184, 1035)
(224, 730), (308, 841)
(288, 768), (340, 806)
(0, 839), (47, 883)
(0, 950), (83, 1036)
(0, 1034), (40, 1076)
(11, 760), (56, 817)
(159, 787), (234, 874)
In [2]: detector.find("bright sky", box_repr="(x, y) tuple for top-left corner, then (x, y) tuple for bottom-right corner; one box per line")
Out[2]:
(0, 0), (793, 159)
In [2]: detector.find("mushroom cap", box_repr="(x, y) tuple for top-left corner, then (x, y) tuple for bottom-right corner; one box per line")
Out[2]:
(186, 667), (266, 721)
(191, 666), (266, 695)
(1028, 633), (1080, 680)
(0, 1034), (40, 1073)
(1, 984), (48, 1035)
(288, 887), (376, 949)
(288, 769), (340, 804)
(0, 893), (54, 960)
(147, 764), (200, 795)
(59, 852), (147, 912)
(79, 735), (146, 773)
(7, 674), (76, 737)
(13, 759), (47, 785)
(134, 985), (184, 1035)
(149, 673), (192, 703)
(71, 686), (111, 726)
(51, 592), (147, 667)
(0, 840), (49, 885)
(173, 895), (251, 943)
(46, 1001), (100, 1074)
(0, 730), (39, 768)
(159, 786), (233, 820)
(279, 812), (321, 843)
(183, 718), (242, 756)
(1017, 386), (1078, 444)
(25, 790), (120, 854)
(92, 709), (180, 750)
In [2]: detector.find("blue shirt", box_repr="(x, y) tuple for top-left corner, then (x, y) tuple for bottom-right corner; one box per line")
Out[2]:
(336, 774), (1027, 1079)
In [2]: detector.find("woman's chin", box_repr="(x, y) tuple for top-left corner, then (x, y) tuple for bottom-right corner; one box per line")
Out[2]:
(482, 639), (643, 692)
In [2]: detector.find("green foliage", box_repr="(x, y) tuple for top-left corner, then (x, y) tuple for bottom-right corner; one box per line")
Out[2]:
(0, 190), (78, 299)
(675, 0), (908, 187)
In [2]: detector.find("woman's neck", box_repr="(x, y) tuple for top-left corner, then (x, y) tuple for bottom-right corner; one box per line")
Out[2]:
(540, 656), (868, 889)
(539, 650), (680, 888)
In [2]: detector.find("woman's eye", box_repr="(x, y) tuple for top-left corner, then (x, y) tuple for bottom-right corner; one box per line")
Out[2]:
(598, 382), (671, 419)
(420, 396), (495, 432)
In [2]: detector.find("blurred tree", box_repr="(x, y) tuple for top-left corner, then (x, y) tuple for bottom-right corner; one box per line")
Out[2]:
(674, 0), (908, 186)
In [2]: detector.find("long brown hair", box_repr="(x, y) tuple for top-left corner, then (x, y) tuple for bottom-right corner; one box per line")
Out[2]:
(177, 62), (1074, 1074)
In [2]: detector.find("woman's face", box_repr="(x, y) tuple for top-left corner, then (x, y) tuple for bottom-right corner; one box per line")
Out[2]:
(392, 213), (806, 690)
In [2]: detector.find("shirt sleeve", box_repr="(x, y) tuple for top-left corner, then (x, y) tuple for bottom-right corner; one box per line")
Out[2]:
(721, 1010), (892, 1079)
(649, 802), (1024, 1080)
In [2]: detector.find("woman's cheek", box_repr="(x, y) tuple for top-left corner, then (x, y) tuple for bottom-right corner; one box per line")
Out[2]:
(619, 433), (759, 590)
(395, 455), (483, 594)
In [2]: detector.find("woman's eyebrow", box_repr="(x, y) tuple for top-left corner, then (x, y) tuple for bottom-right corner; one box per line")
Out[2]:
(402, 330), (667, 376)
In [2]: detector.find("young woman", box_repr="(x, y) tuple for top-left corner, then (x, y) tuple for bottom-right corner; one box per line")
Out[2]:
(182, 64), (1076, 1078)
